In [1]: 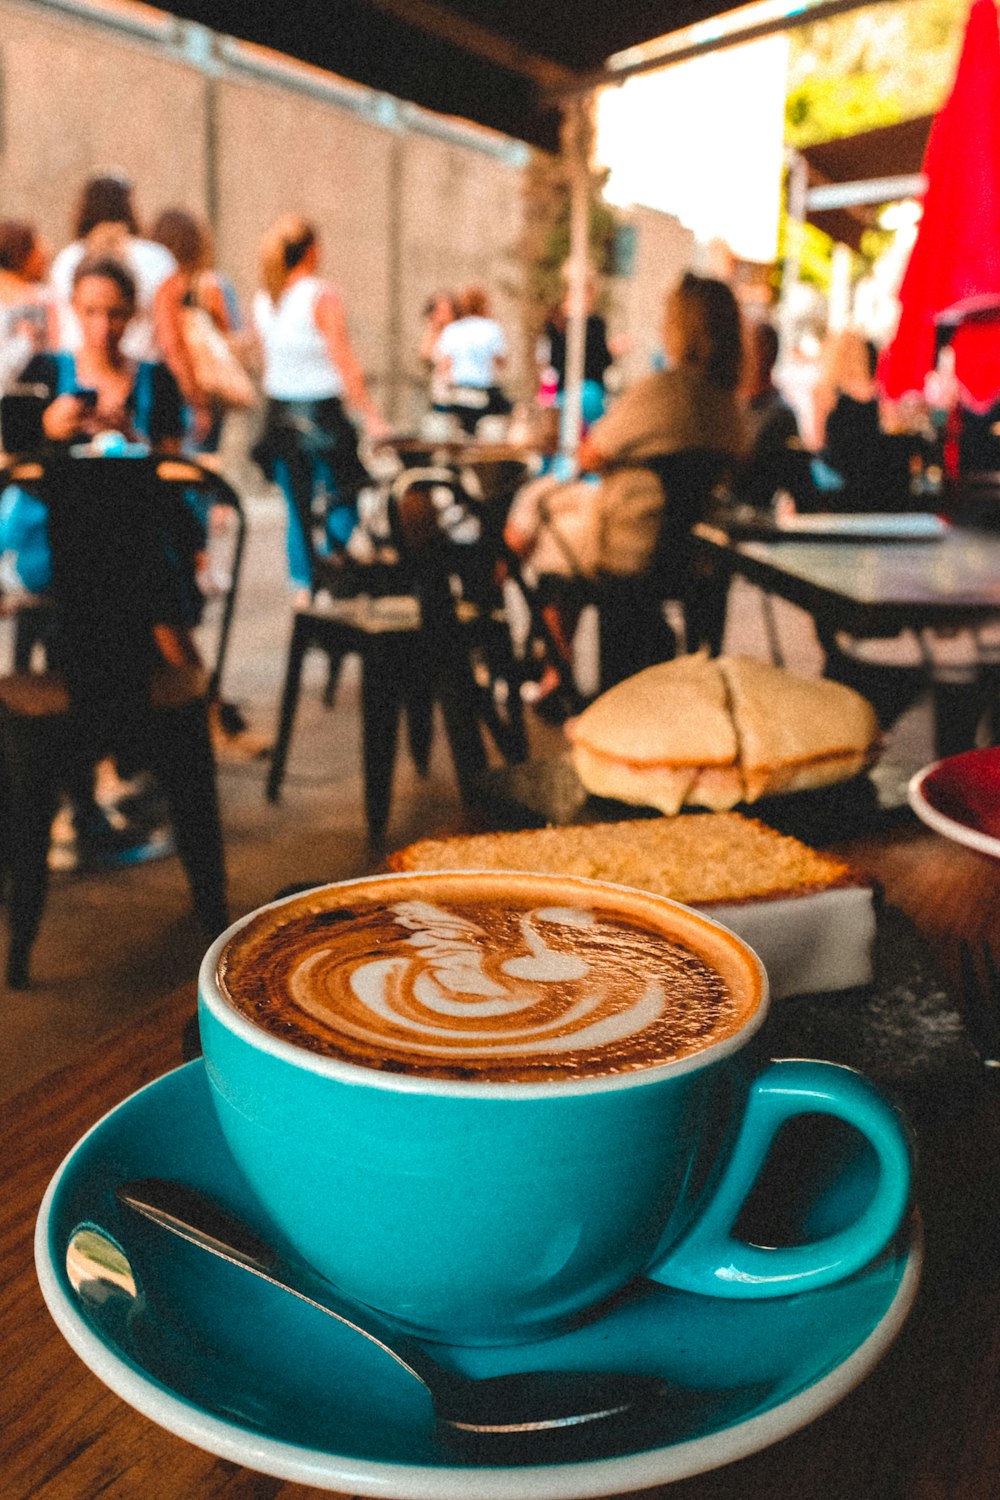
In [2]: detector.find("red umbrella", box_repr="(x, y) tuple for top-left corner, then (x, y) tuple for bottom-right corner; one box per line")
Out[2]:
(879, 0), (1000, 413)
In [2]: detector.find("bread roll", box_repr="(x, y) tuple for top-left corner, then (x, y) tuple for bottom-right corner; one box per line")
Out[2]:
(720, 655), (879, 802)
(567, 653), (878, 813)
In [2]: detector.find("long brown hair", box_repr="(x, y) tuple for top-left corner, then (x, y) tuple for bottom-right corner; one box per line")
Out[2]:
(151, 208), (212, 274)
(73, 173), (139, 239)
(668, 273), (744, 391)
(260, 214), (316, 303)
(0, 219), (37, 274)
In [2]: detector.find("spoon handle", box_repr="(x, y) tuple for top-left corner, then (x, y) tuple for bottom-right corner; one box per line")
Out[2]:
(116, 1178), (442, 1392)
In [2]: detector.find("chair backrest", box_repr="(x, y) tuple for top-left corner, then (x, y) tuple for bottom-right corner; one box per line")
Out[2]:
(1, 453), (221, 752)
(388, 467), (500, 612)
(643, 449), (733, 598)
(735, 439), (821, 512)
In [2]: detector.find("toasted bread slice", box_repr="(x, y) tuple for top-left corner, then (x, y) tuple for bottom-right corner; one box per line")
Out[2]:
(389, 813), (856, 906)
(389, 815), (876, 997)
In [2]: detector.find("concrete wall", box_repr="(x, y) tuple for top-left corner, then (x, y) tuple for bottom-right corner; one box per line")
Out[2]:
(609, 205), (698, 385)
(0, 0), (705, 415)
(0, 0), (528, 420)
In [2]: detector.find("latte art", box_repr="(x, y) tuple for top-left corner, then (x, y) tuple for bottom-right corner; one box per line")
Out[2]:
(290, 900), (671, 1060)
(220, 876), (753, 1082)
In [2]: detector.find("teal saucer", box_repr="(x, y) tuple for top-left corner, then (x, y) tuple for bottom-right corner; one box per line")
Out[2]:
(36, 1061), (921, 1499)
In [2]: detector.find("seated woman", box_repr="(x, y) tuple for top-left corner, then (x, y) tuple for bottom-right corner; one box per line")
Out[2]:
(736, 319), (817, 510)
(505, 272), (745, 718)
(0, 255), (198, 862)
(0, 254), (189, 599)
(813, 330), (915, 511)
(433, 285), (511, 436)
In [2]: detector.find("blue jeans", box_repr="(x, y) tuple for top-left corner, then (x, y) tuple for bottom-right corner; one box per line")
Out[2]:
(272, 456), (359, 589)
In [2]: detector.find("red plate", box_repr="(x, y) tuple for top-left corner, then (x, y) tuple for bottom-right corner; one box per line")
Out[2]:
(908, 747), (1000, 857)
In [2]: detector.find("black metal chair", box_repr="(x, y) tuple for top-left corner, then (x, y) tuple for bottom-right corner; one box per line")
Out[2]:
(0, 453), (232, 988)
(531, 448), (734, 698)
(389, 468), (529, 771)
(266, 464), (529, 842)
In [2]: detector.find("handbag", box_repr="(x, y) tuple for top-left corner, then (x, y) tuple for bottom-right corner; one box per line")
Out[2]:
(182, 305), (257, 410)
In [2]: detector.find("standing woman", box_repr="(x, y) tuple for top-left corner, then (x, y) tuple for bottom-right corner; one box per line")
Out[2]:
(50, 174), (176, 368)
(150, 207), (237, 451)
(252, 215), (386, 598)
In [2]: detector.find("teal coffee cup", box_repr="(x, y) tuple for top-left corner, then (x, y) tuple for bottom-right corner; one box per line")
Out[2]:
(198, 871), (911, 1347)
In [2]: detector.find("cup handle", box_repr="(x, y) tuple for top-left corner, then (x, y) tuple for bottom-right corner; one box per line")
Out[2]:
(646, 1058), (912, 1298)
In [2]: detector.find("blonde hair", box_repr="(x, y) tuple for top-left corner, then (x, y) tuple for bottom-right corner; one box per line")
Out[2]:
(260, 214), (316, 303)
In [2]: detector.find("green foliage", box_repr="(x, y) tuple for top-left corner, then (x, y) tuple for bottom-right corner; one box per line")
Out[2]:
(778, 198), (837, 291)
(785, 74), (903, 148)
(786, 0), (967, 148)
(518, 146), (620, 347)
(859, 225), (896, 264)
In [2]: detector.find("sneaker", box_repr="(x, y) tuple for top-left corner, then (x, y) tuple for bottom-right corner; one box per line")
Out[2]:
(70, 807), (173, 872)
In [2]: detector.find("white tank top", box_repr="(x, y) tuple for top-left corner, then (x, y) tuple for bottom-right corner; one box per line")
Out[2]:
(253, 275), (345, 401)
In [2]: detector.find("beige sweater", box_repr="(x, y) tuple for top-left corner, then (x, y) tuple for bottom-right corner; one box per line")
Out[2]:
(509, 365), (745, 578)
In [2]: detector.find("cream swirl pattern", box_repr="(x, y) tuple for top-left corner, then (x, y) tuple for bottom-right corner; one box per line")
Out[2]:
(290, 900), (665, 1057)
(220, 880), (742, 1082)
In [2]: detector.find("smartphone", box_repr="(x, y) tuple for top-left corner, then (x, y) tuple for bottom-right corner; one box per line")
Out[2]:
(73, 387), (99, 411)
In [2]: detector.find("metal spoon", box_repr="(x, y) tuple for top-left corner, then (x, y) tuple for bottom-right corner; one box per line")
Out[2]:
(80, 1177), (672, 1447)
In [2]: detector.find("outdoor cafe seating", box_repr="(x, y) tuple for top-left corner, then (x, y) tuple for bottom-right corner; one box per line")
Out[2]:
(9, 420), (1000, 1500)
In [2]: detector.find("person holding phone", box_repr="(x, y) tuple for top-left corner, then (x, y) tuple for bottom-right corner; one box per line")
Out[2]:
(25, 255), (183, 453)
(0, 254), (197, 865)
(2, 251), (190, 616)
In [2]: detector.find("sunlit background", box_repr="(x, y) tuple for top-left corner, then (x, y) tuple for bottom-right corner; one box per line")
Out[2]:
(596, 36), (790, 263)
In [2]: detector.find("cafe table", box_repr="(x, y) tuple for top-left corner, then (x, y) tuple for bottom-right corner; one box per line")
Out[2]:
(6, 819), (1000, 1499)
(693, 516), (1000, 640)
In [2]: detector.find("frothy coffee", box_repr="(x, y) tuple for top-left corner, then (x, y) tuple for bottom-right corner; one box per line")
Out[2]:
(219, 874), (760, 1083)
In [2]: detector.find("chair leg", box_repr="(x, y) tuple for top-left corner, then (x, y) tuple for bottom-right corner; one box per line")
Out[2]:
(404, 674), (435, 775)
(932, 680), (986, 760)
(267, 613), (313, 803)
(474, 619), (530, 763)
(428, 634), (488, 804)
(683, 556), (730, 658)
(359, 637), (408, 846)
(598, 582), (674, 692)
(150, 701), (229, 938)
(1, 715), (63, 989)
(323, 651), (346, 708)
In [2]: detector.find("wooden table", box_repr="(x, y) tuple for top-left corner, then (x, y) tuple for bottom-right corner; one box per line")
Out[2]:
(6, 824), (1000, 1499)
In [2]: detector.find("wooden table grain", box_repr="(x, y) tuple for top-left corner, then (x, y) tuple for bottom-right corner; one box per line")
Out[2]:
(5, 823), (1000, 1500)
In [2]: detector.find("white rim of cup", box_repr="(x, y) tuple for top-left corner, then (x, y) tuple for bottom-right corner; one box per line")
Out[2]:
(198, 871), (770, 1100)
